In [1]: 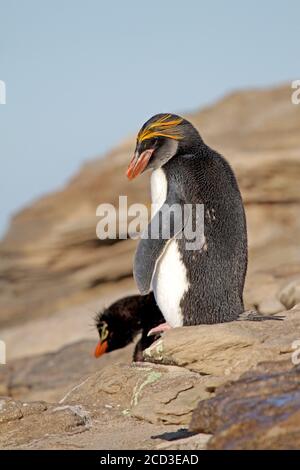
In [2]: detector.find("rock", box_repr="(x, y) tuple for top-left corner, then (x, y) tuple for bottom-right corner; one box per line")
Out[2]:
(0, 398), (48, 426)
(62, 362), (221, 426)
(0, 336), (221, 448)
(156, 433), (212, 450)
(0, 360), (216, 449)
(144, 309), (299, 378)
(1, 84), (300, 334)
(1, 307), (300, 449)
(0, 397), (91, 449)
(0, 340), (135, 403)
(189, 361), (300, 450)
(0, 396), (181, 450)
(257, 297), (284, 315)
(278, 279), (300, 310)
(0, 398), (24, 424)
(130, 367), (221, 425)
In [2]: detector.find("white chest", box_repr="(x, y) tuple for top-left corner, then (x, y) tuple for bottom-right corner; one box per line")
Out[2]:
(150, 168), (168, 216)
(150, 169), (189, 327)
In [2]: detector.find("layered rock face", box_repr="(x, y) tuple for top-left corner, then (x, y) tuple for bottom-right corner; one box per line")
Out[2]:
(0, 84), (299, 332)
(1, 307), (300, 449)
(190, 360), (300, 450)
(0, 83), (300, 449)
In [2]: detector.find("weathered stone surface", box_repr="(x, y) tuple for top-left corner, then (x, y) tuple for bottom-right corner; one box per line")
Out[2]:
(130, 366), (221, 425)
(189, 361), (300, 450)
(0, 398), (24, 423)
(62, 362), (221, 426)
(0, 340), (134, 402)
(0, 397), (91, 449)
(1, 84), (300, 334)
(156, 433), (212, 450)
(0, 361), (216, 449)
(144, 309), (300, 378)
(278, 280), (300, 310)
(1, 307), (300, 449)
(0, 399), (181, 450)
(257, 297), (285, 315)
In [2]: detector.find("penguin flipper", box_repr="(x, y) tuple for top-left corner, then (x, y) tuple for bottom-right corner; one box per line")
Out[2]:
(133, 199), (189, 295)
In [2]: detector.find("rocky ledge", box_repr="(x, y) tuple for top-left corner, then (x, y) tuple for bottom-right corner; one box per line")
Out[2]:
(1, 305), (300, 449)
(0, 83), (300, 449)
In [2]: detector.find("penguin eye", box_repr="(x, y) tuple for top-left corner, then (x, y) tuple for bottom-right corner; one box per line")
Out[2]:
(100, 323), (109, 341)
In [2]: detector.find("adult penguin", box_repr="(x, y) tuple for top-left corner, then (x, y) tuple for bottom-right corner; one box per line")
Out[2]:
(126, 113), (248, 331)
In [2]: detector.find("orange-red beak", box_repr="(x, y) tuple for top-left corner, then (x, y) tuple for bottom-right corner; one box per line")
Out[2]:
(126, 149), (154, 180)
(94, 340), (108, 358)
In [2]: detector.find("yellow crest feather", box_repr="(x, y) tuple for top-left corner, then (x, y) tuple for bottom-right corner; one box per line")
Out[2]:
(138, 114), (183, 142)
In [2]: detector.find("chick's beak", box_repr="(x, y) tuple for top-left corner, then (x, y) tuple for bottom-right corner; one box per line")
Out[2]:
(126, 149), (154, 180)
(94, 340), (108, 358)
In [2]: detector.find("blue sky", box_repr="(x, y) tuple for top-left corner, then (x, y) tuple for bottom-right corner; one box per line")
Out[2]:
(0, 0), (299, 236)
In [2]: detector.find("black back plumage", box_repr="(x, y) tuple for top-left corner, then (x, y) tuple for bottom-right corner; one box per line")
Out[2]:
(164, 143), (247, 324)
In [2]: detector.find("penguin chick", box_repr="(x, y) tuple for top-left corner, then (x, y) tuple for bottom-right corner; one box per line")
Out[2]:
(94, 293), (164, 361)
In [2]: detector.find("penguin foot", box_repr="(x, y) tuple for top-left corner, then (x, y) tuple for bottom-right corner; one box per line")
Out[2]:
(147, 322), (172, 337)
(238, 310), (285, 321)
